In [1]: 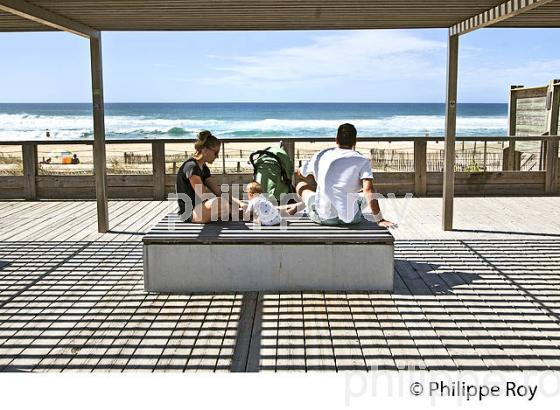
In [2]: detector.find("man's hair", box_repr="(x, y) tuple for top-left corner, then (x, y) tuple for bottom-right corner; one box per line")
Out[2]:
(336, 123), (357, 147)
(246, 181), (262, 195)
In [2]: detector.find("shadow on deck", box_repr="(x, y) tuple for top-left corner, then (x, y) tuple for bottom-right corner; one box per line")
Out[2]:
(0, 239), (559, 372)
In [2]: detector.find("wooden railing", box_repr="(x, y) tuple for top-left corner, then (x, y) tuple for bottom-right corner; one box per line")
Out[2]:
(0, 135), (559, 200)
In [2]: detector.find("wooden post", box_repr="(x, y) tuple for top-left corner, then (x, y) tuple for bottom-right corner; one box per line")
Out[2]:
(282, 139), (296, 182)
(152, 141), (166, 200)
(22, 142), (37, 200)
(507, 85), (519, 170)
(414, 139), (427, 196)
(483, 141), (487, 171)
(508, 140), (517, 170)
(540, 141), (545, 171)
(443, 33), (458, 231)
(545, 81), (560, 193)
(282, 139), (295, 162)
(502, 146), (509, 171)
(90, 33), (108, 233)
(222, 142), (226, 174)
(544, 138), (558, 193)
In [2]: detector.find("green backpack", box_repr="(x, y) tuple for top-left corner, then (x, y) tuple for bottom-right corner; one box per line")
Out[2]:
(249, 145), (295, 202)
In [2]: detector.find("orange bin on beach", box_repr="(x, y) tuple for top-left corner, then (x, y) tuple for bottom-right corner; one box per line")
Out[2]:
(62, 156), (72, 164)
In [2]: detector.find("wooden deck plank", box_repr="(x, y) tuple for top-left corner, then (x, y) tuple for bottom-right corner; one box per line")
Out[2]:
(324, 293), (367, 371)
(259, 293), (279, 372)
(0, 242), (88, 370)
(216, 294), (243, 372)
(274, 293), (306, 371)
(34, 203), (166, 369)
(8, 202), (92, 242)
(0, 201), (67, 241)
(34, 243), (132, 372)
(11, 264), (94, 370)
(109, 201), (165, 242)
(121, 293), (170, 372)
(462, 241), (560, 370)
(302, 292), (336, 371)
(179, 294), (216, 372)
(0, 201), (39, 219)
(345, 293), (391, 371)
(53, 201), (132, 243)
(186, 294), (236, 372)
(230, 292), (258, 372)
(393, 263), (456, 370)
(92, 291), (152, 372)
(18, 202), (101, 242)
(79, 201), (151, 242)
(399, 239), (558, 370)
(395, 243), (488, 370)
(151, 294), (191, 372)
(422, 262), (519, 370)
(1, 198), (560, 372)
(76, 265), (150, 372)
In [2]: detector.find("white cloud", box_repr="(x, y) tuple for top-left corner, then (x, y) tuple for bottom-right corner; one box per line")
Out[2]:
(460, 56), (560, 102)
(463, 59), (560, 86)
(195, 30), (560, 102)
(203, 30), (446, 90)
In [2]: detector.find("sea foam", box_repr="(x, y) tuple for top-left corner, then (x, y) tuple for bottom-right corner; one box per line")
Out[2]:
(0, 112), (508, 141)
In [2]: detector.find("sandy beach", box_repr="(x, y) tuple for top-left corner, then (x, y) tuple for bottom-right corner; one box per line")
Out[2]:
(0, 139), (527, 176)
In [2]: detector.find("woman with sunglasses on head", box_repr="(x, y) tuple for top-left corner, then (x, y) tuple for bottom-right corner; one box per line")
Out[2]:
(176, 130), (230, 223)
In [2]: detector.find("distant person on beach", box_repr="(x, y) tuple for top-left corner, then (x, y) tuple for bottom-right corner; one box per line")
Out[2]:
(71, 154), (80, 165)
(176, 130), (230, 223)
(296, 123), (394, 228)
(45, 129), (51, 138)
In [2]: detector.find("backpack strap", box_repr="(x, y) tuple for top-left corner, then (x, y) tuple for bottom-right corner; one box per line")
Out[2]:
(249, 148), (271, 180)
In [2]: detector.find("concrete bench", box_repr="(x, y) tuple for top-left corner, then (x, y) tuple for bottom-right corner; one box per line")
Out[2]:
(143, 213), (394, 292)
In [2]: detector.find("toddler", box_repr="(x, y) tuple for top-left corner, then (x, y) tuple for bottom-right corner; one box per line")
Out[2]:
(245, 181), (282, 226)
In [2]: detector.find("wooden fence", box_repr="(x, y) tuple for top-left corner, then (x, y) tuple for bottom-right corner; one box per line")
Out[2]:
(369, 149), (538, 172)
(1, 135), (559, 200)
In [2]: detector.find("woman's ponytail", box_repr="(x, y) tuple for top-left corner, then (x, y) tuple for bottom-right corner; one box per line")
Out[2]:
(194, 130), (219, 153)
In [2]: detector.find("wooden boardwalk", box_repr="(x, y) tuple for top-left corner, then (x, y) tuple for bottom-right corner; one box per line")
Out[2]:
(0, 198), (559, 371)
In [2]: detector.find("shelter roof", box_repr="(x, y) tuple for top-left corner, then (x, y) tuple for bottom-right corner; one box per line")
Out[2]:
(1, 1), (559, 32)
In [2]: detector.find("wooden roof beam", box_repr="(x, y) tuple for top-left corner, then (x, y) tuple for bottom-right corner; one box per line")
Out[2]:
(449, 0), (556, 36)
(0, 0), (98, 38)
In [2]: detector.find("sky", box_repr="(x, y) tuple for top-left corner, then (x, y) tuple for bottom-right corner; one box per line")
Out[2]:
(0, 28), (559, 103)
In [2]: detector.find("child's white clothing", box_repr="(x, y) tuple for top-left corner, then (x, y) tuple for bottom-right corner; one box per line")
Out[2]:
(247, 195), (282, 226)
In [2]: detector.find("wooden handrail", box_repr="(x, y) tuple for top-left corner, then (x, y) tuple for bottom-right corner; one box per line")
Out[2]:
(2, 135), (559, 201)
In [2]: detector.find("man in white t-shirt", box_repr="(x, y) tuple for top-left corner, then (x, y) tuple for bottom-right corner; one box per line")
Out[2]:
(296, 123), (394, 227)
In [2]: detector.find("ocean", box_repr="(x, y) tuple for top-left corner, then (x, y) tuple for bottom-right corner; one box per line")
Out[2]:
(0, 102), (508, 141)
